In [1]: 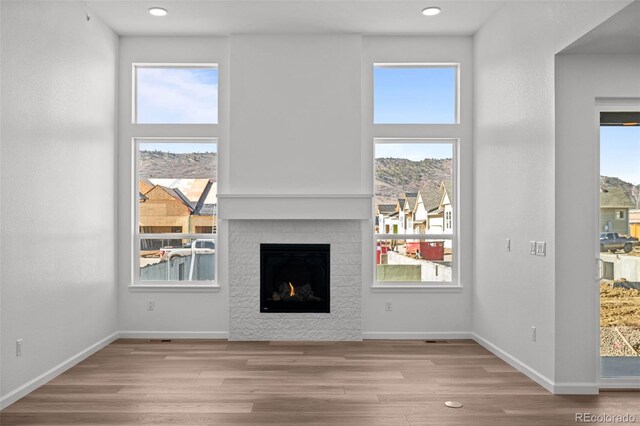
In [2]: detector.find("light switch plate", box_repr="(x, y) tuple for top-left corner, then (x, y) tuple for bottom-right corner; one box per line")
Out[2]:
(529, 241), (537, 255)
(506, 239), (511, 252)
(536, 241), (546, 256)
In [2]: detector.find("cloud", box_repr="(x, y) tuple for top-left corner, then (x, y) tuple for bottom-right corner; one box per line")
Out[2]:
(136, 67), (218, 124)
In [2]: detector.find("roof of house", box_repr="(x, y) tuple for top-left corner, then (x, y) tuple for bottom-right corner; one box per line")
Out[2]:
(139, 178), (155, 195)
(149, 178), (217, 204)
(160, 186), (194, 212)
(600, 188), (635, 208)
(420, 188), (442, 212)
(404, 192), (418, 210)
(193, 180), (214, 215)
(442, 180), (453, 206)
(378, 204), (398, 215)
(398, 199), (406, 209)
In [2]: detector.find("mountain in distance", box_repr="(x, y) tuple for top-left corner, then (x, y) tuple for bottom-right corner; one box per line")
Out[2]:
(137, 151), (638, 210)
(601, 175), (640, 208)
(139, 150), (217, 180)
(375, 157), (452, 205)
(139, 152), (451, 204)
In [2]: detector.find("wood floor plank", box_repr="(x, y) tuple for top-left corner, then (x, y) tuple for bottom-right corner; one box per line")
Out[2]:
(1, 339), (639, 426)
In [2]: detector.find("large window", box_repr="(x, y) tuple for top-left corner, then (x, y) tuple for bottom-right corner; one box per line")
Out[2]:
(372, 60), (460, 287)
(375, 140), (455, 284)
(135, 139), (217, 283)
(130, 61), (219, 286)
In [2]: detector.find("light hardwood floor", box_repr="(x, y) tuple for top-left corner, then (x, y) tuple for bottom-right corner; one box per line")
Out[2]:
(1, 339), (638, 425)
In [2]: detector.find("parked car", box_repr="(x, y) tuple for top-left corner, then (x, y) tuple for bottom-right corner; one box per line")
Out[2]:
(599, 232), (639, 253)
(159, 239), (215, 260)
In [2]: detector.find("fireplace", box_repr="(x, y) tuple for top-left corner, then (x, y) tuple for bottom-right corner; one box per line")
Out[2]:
(260, 243), (330, 313)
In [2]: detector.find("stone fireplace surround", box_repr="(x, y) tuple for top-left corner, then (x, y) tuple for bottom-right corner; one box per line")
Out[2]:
(228, 220), (363, 341)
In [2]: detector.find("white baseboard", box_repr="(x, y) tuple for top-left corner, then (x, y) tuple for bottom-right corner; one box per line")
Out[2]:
(554, 382), (599, 394)
(599, 377), (640, 390)
(0, 332), (119, 410)
(118, 331), (229, 339)
(363, 331), (473, 340)
(471, 332), (557, 394)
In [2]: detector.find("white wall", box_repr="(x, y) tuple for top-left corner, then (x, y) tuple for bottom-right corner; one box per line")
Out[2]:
(555, 53), (640, 387)
(362, 37), (473, 338)
(473, 1), (628, 390)
(117, 37), (229, 336)
(229, 35), (362, 195)
(219, 34), (369, 219)
(0, 1), (118, 404)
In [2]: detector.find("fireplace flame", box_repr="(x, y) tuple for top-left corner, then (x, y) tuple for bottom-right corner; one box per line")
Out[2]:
(288, 282), (296, 297)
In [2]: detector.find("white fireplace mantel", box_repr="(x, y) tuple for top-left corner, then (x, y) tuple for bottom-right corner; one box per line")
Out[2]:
(218, 193), (373, 220)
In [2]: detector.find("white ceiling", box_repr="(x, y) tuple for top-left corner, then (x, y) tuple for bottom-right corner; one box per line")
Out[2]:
(561, 0), (640, 55)
(87, 1), (506, 36)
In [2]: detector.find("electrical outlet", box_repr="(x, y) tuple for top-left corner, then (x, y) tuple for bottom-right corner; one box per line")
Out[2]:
(536, 241), (546, 257)
(506, 239), (511, 252)
(385, 301), (392, 311)
(146, 299), (155, 311)
(531, 326), (537, 342)
(529, 241), (537, 255)
(16, 339), (23, 357)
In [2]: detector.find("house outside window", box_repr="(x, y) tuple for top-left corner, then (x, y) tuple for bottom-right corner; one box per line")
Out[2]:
(375, 139), (456, 284)
(136, 139), (217, 283)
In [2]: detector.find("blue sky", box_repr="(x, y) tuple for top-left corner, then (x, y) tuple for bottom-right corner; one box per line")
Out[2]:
(376, 143), (452, 161)
(374, 66), (456, 124)
(136, 67), (218, 124)
(601, 126), (640, 185)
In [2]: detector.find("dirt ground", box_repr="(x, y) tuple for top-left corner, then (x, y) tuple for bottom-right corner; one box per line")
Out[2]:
(600, 281), (640, 327)
(600, 281), (640, 356)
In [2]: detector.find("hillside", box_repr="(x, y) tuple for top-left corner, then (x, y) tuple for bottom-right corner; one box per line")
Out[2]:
(375, 157), (452, 205)
(137, 152), (638, 209)
(139, 153), (451, 203)
(601, 176), (639, 208)
(139, 150), (217, 180)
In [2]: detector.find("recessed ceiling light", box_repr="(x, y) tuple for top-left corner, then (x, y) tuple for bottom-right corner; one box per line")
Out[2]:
(148, 7), (167, 17)
(422, 6), (441, 16)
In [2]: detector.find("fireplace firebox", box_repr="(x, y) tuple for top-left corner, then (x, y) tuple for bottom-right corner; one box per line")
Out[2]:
(260, 244), (330, 313)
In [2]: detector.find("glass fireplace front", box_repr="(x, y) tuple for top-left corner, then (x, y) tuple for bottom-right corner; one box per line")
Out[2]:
(260, 244), (330, 313)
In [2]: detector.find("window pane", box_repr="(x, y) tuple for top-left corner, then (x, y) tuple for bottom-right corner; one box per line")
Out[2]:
(138, 141), (217, 234)
(376, 239), (452, 283)
(375, 142), (453, 235)
(135, 66), (218, 124)
(374, 65), (457, 124)
(140, 238), (215, 281)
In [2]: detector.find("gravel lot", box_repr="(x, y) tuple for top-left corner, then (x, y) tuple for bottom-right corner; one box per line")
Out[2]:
(600, 281), (640, 356)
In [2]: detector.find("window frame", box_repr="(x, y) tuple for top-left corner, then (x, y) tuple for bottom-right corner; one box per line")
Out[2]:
(132, 137), (219, 288)
(131, 63), (219, 125)
(373, 138), (458, 288)
(373, 63), (460, 125)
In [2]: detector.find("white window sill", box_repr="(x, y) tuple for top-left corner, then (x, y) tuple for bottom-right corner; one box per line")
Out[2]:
(129, 284), (221, 293)
(371, 284), (463, 293)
